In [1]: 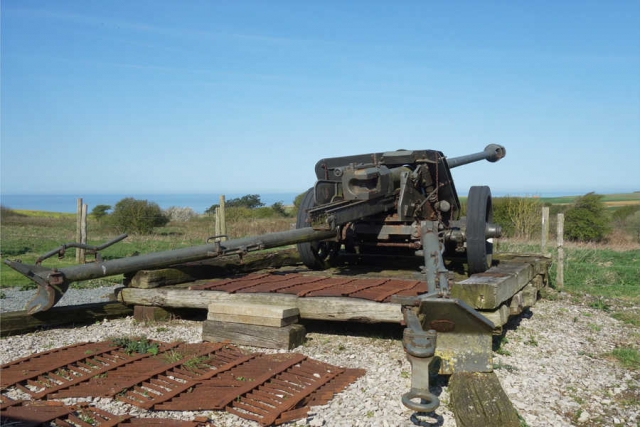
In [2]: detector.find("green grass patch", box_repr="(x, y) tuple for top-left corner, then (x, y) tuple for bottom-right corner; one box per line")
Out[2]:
(612, 311), (640, 327)
(498, 241), (640, 304)
(111, 336), (159, 355)
(611, 347), (640, 370)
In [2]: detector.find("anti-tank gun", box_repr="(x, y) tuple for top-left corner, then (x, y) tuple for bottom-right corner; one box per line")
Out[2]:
(4, 144), (507, 415)
(296, 144), (507, 413)
(296, 144), (506, 275)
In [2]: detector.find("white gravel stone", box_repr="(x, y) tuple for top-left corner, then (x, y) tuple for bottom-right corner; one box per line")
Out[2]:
(0, 287), (638, 426)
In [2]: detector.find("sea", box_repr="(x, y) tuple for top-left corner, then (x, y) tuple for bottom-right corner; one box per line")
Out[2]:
(0, 193), (301, 214)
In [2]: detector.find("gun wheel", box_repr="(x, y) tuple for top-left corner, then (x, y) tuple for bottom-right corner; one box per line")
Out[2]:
(466, 185), (494, 275)
(296, 188), (338, 270)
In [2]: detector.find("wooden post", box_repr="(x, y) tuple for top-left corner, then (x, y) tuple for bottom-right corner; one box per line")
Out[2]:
(80, 203), (88, 263)
(556, 213), (564, 290)
(76, 198), (83, 263)
(214, 207), (221, 238)
(219, 195), (226, 241)
(541, 206), (549, 254)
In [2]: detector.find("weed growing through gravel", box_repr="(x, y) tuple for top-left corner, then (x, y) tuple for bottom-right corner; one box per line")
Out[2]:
(162, 349), (183, 363)
(184, 355), (209, 371)
(588, 323), (602, 332)
(111, 335), (159, 355)
(611, 346), (640, 369)
(612, 311), (640, 327)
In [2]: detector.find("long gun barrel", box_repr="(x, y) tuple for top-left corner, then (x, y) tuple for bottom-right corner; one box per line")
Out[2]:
(445, 144), (506, 168)
(4, 227), (336, 314)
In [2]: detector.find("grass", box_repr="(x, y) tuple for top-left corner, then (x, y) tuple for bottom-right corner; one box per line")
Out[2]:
(497, 239), (640, 304)
(539, 192), (640, 206)
(610, 347), (640, 370)
(0, 209), (293, 289)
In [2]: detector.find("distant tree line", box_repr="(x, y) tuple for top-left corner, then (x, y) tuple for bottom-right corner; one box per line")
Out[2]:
(90, 194), (298, 235)
(89, 192), (639, 242)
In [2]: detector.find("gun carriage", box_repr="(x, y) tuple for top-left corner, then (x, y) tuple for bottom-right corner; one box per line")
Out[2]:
(5, 144), (514, 413)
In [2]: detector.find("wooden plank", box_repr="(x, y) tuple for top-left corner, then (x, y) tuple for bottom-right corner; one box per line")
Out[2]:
(0, 302), (133, 337)
(449, 371), (520, 427)
(451, 262), (533, 310)
(208, 302), (299, 327)
(202, 320), (306, 350)
(208, 302), (299, 318)
(480, 304), (510, 331)
(117, 288), (404, 323)
(207, 312), (299, 327)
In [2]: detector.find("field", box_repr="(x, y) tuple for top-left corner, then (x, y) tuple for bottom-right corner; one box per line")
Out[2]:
(539, 192), (640, 207)
(1, 196), (639, 322)
(0, 208), (294, 289)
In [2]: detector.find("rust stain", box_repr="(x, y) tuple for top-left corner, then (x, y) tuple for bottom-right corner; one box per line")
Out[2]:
(1, 341), (364, 426)
(192, 273), (425, 302)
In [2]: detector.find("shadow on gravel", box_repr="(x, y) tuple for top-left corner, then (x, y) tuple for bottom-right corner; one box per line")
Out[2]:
(492, 307), (534, 351)
(301, 319), (405, 340)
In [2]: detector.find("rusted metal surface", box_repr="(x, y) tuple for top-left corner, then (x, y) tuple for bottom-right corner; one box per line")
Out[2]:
(190, 272), (424, 302)
(0, 401), (211, 426)
(1, 341), (364, 426)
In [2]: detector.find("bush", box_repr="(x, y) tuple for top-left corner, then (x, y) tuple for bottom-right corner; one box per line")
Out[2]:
(564, 192), (610, 242)
(492, 196), (542, 239)
(205, 194), (265, 215)
(271, 201), (288, 217)
(91, 204), (111, 222)
(110, 198), (169, 235)
(626, 211), (640, 243)
(164, 206), (197, 222)
(227, 194), (264, 209)
(0, 205), (24, 218)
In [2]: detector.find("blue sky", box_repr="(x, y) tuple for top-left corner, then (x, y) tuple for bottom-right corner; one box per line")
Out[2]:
(1, 0), (639, 197)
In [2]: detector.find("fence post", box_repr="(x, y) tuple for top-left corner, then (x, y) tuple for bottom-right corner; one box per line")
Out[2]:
(556, 213), (564, 290)
(76, 198), (83, 263)
(80, 203), (88, 263)
(219, 195), (226, 241)
(541, 206), (549, 254)
(214, 207), (221, 238)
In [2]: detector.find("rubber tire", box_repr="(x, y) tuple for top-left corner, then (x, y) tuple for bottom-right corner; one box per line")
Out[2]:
(296, 188), (336, 270)
(466, 186), (493, 275)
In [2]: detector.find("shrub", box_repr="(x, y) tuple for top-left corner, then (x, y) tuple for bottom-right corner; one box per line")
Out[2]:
(492, 196), (542, 239)
(0, 205), (24, 218)
(91, 204), (111, 222)
(205, 194), (265, 215)
(164, 206), (197, 222)
(271, 201), (288, 217)
(110, 198), (169, 235)
(564, 192), (610, 242)
(626, 211), (640, 243)
(227, 194), (264, 209)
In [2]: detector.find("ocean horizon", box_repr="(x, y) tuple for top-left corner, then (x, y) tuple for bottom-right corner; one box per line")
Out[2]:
(0, 193), (301, 214)
(1, 189), (634, 214)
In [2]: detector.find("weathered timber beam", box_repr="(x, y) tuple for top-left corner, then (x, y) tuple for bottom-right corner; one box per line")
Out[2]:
(117, 288), (403, 323)
(449, 371), (520, 427)
(0, 302), (133, 337)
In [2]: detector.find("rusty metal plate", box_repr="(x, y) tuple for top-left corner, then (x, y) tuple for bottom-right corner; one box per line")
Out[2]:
(191, 272), (424, 302)
(1, 341), (364, 426)
(0, 401), (211, 426)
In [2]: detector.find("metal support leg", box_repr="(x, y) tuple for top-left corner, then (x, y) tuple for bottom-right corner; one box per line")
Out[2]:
(400, 308), (440, 413)
(420, 220), (450, 297)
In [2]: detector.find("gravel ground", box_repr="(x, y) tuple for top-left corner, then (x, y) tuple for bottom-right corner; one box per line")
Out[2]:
(1, 287), (638, 427)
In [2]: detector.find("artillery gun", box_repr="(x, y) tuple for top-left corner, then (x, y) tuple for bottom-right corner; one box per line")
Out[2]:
(296, 144), (506, 275)
(4, 144), (506, 414)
